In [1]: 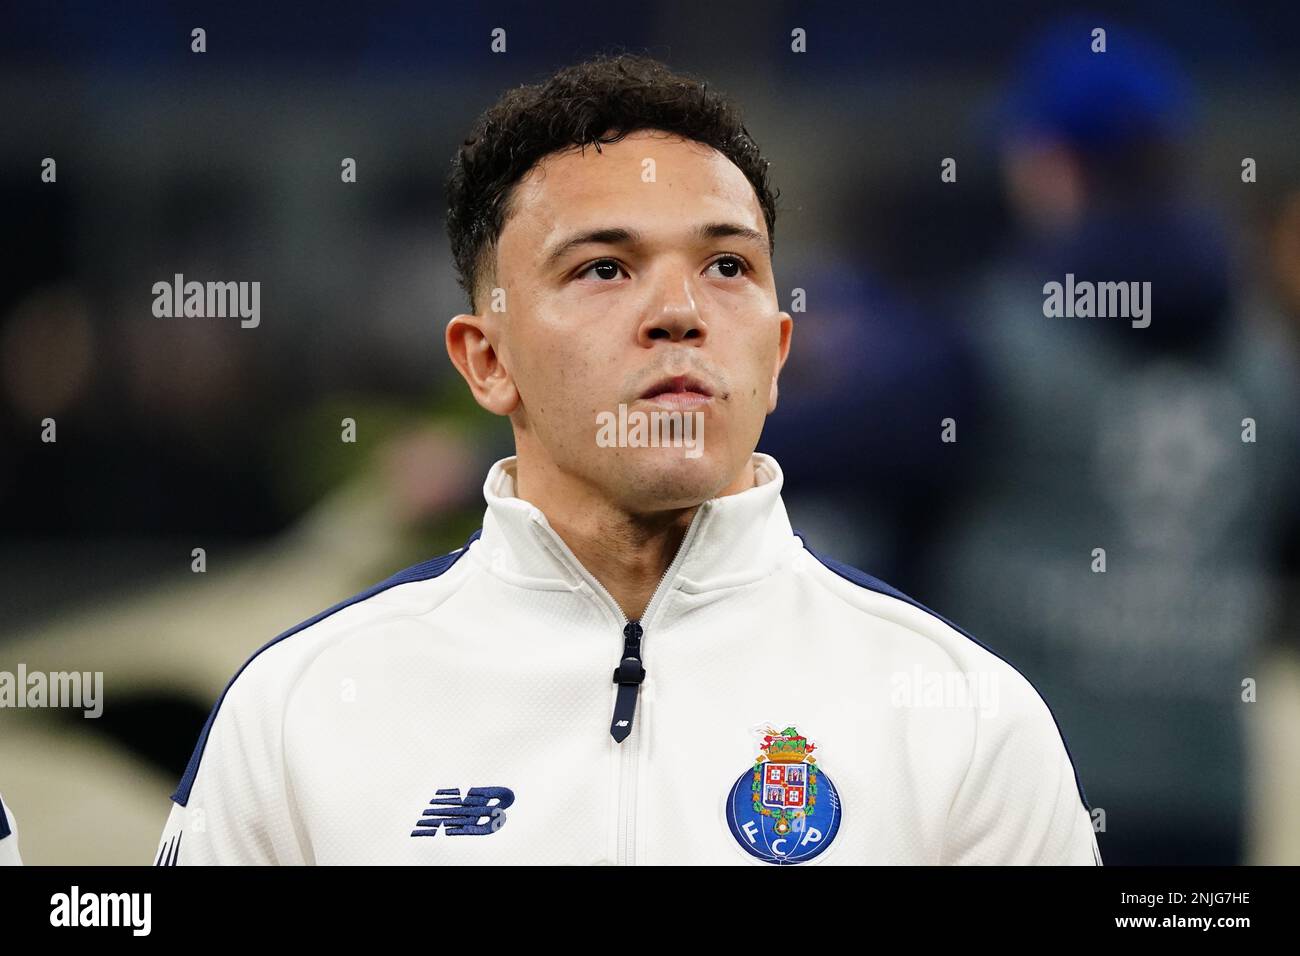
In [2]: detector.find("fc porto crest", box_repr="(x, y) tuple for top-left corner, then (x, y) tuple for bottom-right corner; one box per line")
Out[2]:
(724, 723), (842, 864)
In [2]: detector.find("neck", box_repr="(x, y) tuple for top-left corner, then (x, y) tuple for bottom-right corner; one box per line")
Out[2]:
(512, 452), (757, 621)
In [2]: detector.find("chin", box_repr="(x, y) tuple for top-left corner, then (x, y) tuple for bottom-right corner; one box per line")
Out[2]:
(615, 447), (731, 511)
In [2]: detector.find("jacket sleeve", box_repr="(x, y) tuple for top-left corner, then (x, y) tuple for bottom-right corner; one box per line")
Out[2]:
(940, 670), (1101, 865)
(154, 650), (310, 866)
(0, 793), (23, 866)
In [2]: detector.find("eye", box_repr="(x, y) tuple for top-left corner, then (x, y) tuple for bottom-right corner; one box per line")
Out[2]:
(706, 254), (751, 279)
(575, 258), (628, 282)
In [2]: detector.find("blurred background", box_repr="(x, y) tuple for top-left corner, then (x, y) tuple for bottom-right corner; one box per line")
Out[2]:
(1, 0), (1297, 864)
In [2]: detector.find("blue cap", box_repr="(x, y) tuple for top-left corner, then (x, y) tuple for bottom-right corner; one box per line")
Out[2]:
(997, 17), (1195, 150)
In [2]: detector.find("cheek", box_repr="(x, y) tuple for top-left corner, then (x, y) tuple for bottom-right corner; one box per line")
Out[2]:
(515, 337), (610, 428)
(741, 330), (780, 391)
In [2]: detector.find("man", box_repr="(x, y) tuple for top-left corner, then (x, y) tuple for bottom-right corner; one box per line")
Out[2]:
(156, 53), (1100, 865)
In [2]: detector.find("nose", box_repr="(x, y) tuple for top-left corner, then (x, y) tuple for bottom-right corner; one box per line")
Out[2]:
(636, 270), (708, 346)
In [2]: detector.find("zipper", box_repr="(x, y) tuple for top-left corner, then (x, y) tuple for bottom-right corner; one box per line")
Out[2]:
(610, 621), (645, 741)
(607, 514), (704, 866)
(526, 504), (708, 865)
(534, 507), (705, 741)
(599, 509), (705, 742)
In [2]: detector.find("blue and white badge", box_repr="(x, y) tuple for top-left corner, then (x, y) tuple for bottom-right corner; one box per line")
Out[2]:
(724, 723), (842, 864)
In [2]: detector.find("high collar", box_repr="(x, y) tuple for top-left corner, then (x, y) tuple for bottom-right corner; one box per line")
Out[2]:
(472, 453), (798, 625)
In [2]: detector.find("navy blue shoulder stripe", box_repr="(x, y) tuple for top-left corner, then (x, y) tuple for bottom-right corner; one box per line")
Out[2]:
(172, 529), (482, 807)
(0, 797), (10, 840)
(794, 530), (1092, 813)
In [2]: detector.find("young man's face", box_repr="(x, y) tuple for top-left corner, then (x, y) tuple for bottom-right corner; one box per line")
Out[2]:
(450, 128), (792, 513)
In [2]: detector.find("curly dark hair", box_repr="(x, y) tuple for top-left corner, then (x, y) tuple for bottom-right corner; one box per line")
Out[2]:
(444, 52), (780, 313)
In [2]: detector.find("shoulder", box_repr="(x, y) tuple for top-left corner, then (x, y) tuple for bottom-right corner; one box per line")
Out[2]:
(221, 527), (482, 684)
(171, 530), (481, 805)
(793, 530), (1091, 811)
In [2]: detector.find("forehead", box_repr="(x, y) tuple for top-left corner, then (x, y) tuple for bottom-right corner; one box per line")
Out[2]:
(499, 130), (767, 263)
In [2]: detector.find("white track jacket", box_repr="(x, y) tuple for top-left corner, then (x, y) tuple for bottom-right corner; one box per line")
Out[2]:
(156, 453), (1101, 865)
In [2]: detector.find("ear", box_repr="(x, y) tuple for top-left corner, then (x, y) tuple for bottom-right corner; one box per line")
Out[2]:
(445, 312), (520, 416)
(766, 310), (794, 413)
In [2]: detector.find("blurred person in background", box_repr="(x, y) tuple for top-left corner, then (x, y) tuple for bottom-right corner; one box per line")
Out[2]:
(756, 255), (981, 584)
(1237, 178), (1300, 865)
(927, 20), (1300, 863)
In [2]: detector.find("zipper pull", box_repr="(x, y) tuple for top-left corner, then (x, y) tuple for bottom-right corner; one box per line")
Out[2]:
(610, 621), (645, 743)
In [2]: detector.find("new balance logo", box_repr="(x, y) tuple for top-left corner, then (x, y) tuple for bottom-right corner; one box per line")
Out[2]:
(410, 787), (514, 837)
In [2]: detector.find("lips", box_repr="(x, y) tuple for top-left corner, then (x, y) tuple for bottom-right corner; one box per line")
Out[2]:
(638, 375), (714, 401)
(636, 374), (715, 413)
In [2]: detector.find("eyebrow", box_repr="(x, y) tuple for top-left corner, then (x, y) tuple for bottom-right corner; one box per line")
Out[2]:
(541, 221), (769, 268)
